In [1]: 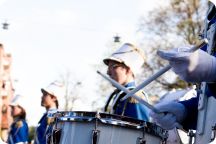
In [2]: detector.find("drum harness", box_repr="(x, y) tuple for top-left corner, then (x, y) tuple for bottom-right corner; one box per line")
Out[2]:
(105, 86), (138, 116)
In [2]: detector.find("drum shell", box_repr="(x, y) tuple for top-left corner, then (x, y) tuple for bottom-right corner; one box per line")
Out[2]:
(49, 111), (168, 144)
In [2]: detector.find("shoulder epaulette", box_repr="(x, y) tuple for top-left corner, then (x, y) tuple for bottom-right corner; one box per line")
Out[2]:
(15, 120), (23, 128)
(129, 90), (148, 103)
(47, 117), (54, 125)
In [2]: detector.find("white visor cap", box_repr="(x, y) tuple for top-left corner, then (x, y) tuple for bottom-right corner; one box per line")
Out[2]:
(41, 81), (65, 100)
(10, 95), (26, 109)
(103, 43), (145, 75)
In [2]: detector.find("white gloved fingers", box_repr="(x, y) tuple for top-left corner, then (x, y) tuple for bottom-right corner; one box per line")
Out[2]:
(185, 50), (216, 82)
(149, 111), (164, 120)
(150, 101), (186, 130)
(163, 122), (182, 130)
(158, 47), (216, 82)
(153, 101), (187, 122)
(173, 122), (183, 129)
(155, 113), (177, 130)
(157, 113), (176, 126)
(157, 46), (192, 61)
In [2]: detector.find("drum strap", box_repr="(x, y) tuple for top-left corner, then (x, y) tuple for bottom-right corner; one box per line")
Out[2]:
(121, 98), (129, 116)
(104, 89), (120, 112)
(112, 87), (134, 114)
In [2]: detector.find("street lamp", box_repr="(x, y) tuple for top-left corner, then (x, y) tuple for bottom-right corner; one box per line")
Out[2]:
(2, 21), (9, 30)
(113, 35), (120, 43)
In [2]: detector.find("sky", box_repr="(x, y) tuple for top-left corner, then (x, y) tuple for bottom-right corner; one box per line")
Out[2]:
(0, 0), (161, 126)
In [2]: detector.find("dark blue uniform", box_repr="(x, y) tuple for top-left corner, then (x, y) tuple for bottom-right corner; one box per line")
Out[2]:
(34, 109), (56, 144)
(34, 113), (47, 144)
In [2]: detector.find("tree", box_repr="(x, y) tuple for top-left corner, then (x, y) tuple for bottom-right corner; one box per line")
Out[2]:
(59, 69), (82, 111)
(28, 126), (35, 143)
(136, 0), (207, 96)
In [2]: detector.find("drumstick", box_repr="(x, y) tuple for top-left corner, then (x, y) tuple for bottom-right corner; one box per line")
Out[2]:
(96, 70), (160, 113)
(121, 38), (208, 101)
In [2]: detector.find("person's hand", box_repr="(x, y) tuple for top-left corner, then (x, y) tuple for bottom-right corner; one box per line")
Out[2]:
(150, 101), (187, 130)
(157, 47), (216, 82)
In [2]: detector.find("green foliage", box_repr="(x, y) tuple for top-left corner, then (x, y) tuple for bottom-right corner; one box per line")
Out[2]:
(28, 126), (35, 143)
(139, 0), (205, 45)
(138, 0), (207, 92)
(166, 78), (193, 90)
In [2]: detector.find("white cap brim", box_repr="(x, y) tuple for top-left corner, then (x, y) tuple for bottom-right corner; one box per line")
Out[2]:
(103, 57), (124, 65)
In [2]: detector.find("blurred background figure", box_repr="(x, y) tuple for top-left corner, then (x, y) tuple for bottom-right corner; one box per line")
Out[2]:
(34, 81), (65, 144)
(103, 43), (150, 121)
(0, 96), (7, 144)
(8, 94), (29, 144)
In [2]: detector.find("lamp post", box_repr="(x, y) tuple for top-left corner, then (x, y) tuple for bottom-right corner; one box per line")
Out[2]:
(114, 35), (120, 43)
(113, 34), (121, 51)
(2, 22), (9, 30)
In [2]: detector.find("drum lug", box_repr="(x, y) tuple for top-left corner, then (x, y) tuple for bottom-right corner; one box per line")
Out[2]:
(188, 129), (195, 144)
(136, 137), (146, 144)
(210, 124), (216, 143)
(92, 130), (100, 144)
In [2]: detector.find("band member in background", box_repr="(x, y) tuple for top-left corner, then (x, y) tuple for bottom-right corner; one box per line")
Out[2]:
(34, 81), (65, 144)
(8, 95), (29, 144)
(103, 43), (150, 121)
(150, 0), (216, 131)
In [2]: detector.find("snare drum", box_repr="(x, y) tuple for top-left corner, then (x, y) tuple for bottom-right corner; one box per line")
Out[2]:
(47, 111), (168, 144)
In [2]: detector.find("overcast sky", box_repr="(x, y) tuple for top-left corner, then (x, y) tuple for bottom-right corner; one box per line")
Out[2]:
(0, 0), (162, 126)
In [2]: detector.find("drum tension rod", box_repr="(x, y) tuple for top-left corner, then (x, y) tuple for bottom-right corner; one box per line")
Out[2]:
(137, 138), (146, 144)
(92, 130), (100, 144)
(137, 122), (147, 144)
(210, 124), (216, 142)
(92, 112), (100, 144)
(188, 130), (195, 144)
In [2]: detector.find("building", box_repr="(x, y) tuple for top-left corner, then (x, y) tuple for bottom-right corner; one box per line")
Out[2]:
(0, 43), (14, 141)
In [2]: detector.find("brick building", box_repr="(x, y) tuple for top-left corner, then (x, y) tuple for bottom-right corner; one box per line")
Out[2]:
(0, 43), (14, 141)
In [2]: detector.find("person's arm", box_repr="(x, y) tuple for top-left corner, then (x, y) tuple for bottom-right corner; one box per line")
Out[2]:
(13, 120), (29, 144)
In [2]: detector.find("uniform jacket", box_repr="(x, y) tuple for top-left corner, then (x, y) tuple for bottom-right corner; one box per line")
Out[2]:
(34, 109), (56, 144)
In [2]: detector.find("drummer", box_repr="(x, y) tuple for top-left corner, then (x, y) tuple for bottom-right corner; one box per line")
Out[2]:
(103, 43), (150, 121)
(34, 81), (65, 144)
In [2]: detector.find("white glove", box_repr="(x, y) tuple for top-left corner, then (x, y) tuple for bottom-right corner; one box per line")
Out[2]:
(150, 101), (187, 130)
(157, 47), (216, 82)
